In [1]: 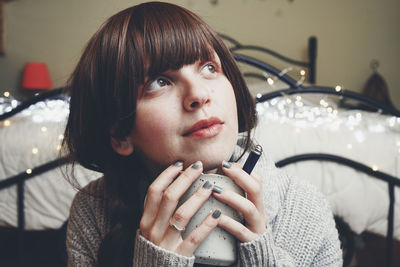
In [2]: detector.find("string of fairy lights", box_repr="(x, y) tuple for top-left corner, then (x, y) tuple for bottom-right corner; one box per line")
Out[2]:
(1, 91), (69, 175)
(252, 69), (400, 173)
(1, 72), (400, 176)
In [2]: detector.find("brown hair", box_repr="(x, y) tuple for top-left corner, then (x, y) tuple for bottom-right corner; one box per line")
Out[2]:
(63, 2), (256, 265)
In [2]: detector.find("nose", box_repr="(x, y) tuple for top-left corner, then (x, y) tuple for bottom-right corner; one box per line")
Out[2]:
(183, 80), (211, 111)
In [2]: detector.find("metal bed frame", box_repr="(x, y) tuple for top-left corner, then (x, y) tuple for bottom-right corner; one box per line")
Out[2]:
(220, 33), (317, 84)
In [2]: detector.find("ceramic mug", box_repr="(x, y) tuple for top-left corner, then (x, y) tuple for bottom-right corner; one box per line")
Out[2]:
(179, 173), (244, 266)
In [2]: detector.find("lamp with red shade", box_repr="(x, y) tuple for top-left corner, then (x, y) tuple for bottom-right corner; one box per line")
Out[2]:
(21, 62), (52, 91)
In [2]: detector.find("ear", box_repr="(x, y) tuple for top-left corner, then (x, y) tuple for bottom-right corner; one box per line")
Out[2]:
(111, 137), (134, 156)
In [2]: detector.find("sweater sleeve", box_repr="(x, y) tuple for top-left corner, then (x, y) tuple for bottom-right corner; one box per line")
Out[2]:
(236, 174), (342, 267)
(133, 230), (195, 266)
(237, 228), (295, 266)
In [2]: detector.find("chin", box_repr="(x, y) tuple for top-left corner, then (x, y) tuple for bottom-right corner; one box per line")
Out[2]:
(195, 150), (234, 172)
(179, 135), (237, 170)
(202, 160), (223, 173)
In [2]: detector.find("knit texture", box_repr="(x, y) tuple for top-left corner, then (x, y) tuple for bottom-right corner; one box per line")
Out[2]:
(66, 143), (342, 266)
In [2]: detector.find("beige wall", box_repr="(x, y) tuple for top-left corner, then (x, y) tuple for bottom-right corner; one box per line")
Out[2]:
(1, 0), (399, 108)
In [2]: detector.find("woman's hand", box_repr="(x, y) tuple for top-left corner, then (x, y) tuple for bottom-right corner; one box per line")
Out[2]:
(212, 161), (268, 242)
(139, 161), (221, 257)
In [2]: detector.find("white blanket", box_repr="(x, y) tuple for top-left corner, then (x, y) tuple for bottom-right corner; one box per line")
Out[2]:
(254, 94), (400, 239)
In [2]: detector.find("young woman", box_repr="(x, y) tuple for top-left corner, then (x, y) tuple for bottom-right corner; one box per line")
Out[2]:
(64, 2), (342, 266)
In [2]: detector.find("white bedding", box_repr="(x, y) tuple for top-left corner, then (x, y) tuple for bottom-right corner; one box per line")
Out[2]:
(1, 92), (399, 239)
(0, 98), (99, 230)
(253, 93), (400, 239)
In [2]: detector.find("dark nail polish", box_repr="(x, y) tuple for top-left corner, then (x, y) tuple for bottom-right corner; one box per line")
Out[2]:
(173, 161), (183, 167)
(203, 181), (212, 189)
(212, 210), (221, 219)
(212, 185), (223, 194)
(222, 161), (231, 169)
(192, 161), (201, 169)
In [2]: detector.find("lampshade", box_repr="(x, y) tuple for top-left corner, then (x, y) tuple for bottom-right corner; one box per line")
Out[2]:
(22, 62), (52, 90)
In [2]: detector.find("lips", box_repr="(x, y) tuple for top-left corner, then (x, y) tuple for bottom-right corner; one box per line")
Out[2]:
(183, 117), (223, 138)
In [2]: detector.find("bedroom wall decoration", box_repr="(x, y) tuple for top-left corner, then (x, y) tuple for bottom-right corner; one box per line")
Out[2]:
(362, 59), (395, 109)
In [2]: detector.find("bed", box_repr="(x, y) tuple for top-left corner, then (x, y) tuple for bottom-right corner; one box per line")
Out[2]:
(1, 35), (399, 266)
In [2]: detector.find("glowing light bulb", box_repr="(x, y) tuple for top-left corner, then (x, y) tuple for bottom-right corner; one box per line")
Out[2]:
(3, 91), (10, 97)
(335, 85), (342, 92)
(372, 165), (379, 171)
(256, 93), (262, 99)
(58, 134), (64, 140)
(319, 99), (328, 107)
(300, 70), (306, 76)
(3, 120), (11, 127)
(267, 78), (274, 85)
(32, 147), (39, 154)
(26, 169), (32, 174)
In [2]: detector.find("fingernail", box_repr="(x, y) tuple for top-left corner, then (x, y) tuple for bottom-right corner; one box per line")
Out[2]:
(222, 160), (232, 169)
(203, 181), (212, 189)
(192, 161), (202, 169)
(212, 209), (221, 219)
(173, 161), (183, 167)
(212, 185), (223, 194)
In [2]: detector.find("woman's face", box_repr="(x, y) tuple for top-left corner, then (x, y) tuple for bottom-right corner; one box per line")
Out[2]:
(128, 53), (238, 173)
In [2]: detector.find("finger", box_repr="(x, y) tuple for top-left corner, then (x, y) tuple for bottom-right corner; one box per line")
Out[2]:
(150, 161), (203, 244)
(167, 161), (203, 194)
(218, 214), (258, 243)
(176, 210), (221, 257)
(171, 180), (213, 229)
(159, 180), (213, 248)
(140, 161), (183, 238)
(251, 171), (262, 184)
(221, 161), (264, 212)
(212, 186), (265, 233)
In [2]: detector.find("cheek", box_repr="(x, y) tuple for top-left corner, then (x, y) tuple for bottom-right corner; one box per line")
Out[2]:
(221, 81), (238, 120)
(133, 107), (173, 142)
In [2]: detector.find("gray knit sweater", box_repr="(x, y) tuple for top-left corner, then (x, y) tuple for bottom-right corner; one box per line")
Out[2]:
(66, 147), (342, 266)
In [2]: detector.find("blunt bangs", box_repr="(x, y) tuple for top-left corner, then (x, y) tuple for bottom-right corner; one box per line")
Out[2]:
(134, 3), (216, 80)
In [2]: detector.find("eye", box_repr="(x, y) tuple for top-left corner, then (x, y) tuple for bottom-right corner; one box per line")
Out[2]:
(146, 77), (171, 92)
(201, 62), (218, 77)
(205, 64), (216, 73)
